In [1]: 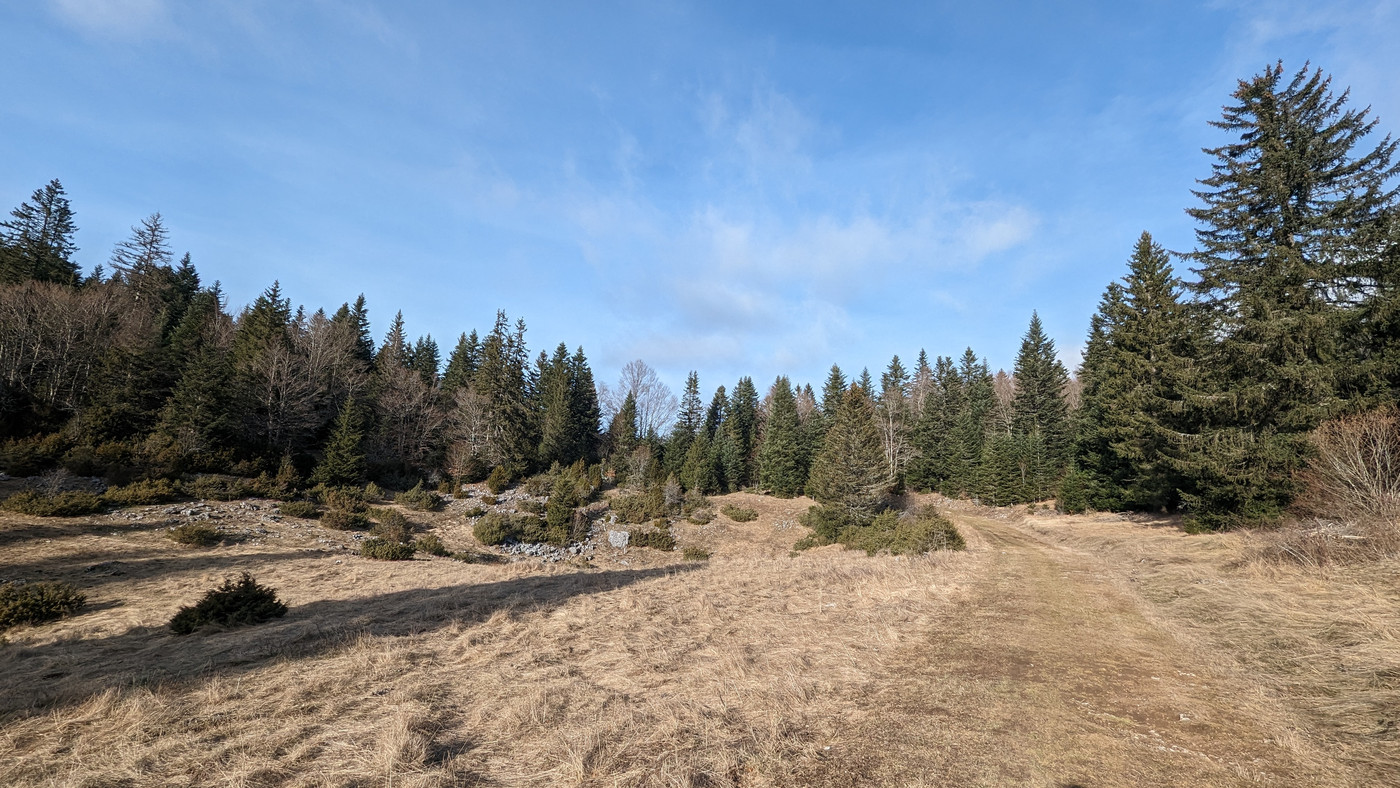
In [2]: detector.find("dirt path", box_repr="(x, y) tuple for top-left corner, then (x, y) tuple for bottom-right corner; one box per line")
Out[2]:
(793, 514), (1344, 787)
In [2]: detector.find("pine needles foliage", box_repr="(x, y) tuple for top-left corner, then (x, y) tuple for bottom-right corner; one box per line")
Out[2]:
(168, 573), (287, 635)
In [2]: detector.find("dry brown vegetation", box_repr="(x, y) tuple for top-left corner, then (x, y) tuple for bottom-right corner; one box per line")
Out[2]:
(0, 491), (1397, 786)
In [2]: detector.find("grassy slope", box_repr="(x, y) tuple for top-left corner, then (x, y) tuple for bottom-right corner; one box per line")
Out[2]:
(0, 493), (1395, 786)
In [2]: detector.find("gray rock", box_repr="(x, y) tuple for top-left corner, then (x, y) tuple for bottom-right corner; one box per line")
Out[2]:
(607, 530), (629, 549)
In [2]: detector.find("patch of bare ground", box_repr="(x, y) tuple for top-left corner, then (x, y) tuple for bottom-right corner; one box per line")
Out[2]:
(1022, 510), (1400, 786)
(0, 493), (1387, 786)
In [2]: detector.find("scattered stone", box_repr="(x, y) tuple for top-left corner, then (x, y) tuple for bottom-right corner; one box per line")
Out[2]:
(607, 530), (629, 549)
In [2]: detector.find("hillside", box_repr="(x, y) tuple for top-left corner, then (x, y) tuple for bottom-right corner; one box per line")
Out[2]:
(2, 492), (1396, 786)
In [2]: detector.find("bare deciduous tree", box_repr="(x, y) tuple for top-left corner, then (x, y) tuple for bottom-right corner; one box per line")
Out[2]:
(599, 359), (677, 438)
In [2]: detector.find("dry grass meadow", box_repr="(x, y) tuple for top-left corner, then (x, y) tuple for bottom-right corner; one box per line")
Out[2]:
(1, 490), (1398, 786)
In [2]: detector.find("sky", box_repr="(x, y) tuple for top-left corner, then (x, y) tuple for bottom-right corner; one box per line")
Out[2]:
(2, 0), (1398, 401)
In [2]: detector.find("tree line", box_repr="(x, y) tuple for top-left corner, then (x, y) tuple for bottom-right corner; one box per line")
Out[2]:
(1, 62), (1397, 529)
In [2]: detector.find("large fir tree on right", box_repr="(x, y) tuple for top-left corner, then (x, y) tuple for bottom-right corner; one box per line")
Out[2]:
(1180, 62), (1399, 527)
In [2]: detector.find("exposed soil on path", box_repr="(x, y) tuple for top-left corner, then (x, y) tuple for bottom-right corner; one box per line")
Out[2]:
(795, 513), (1345, 787)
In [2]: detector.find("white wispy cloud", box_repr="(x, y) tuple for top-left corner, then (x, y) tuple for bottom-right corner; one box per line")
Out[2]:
(49, 0), (171, 39)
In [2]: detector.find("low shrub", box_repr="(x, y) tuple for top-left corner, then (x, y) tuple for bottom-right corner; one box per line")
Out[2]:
(186, 475), (253, 501)
(168, 523), (222, 547)
(364, 481), (384, 501)
(315, 485), (367, 512)
(720, 504), (758, 522)
(682, 546), (711, 561)
(611, 492), (664, 524)
(473, 511), (513, 546)
(278, 500), (320, 519)
(518, 499), (546, 515)
(1, 490), (105, 517)
(485, 466), (512, 495)
(687, 508), (714, 525)
(102, 478), (179, 507)
(360, 538), (415, 560)
(0, 434), (67, 477)
(322, 509), (369, 530)
(472, 511), (552, 546)
(463, 505), (487, 518)
(370, 508), (413, 543)
(396, 482), (444, 512)
(168, 573), (287, 635)
(815, 506), (965, 556)
(451, 549), (505, 564)
(522, 472), (554, 497)
(414, 533), (449, 556)
(0, 581), (86, 631)
(481, 495), (497, 505)
(630, 521), (676, 551)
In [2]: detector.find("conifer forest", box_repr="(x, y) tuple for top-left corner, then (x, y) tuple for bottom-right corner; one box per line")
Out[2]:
(3, 63), (1396, 531)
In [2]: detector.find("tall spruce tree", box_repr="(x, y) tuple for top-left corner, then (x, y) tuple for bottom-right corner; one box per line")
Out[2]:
(667, 371), (704, 476)
(313, 398), (367, 486)
(1010, 312), (1071, 499)
(441, 330), (481, 398)
(948, 348), (995, 497)
(806, 384), (889, 517)
(0, 179), (80, 285)
(726, 377), (759, 488)
(1076, 233), (1197, 511)
(1183, 62), (1399, 525)
(757, 376), (804, 497)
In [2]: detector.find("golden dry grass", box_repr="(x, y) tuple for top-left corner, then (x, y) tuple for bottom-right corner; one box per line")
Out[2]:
(0, 493), (1396, 786)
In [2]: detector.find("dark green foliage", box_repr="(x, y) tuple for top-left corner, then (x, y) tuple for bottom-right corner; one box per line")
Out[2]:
(441, 330), (481, 398)
(758, 376), (805, 496)
(369, 508), (413, 542)
(485, 466), (511, 494)
(471, 511), (554, 546)
(395, 481), (443, 511)
(720, 504), (757, 522)
(414, 533), (449, 556)
(1055, 468), (1107, 515)
(797, 505), (963, 555)
(608, 392), (639, 467)
(682, 546), (711, 561)
(1074, 233), (1195, 511)
(463, 505), (487, 518)
(1, 490), (105, 517)
(518, 498), (546, 515)
(611, 490), (665, 524)
(0, 435), (67, 476)
(979, 431), (1026, 506)
(168, 523), (221, 547)
(726, 377), (759, 488)
(186, 475), (253, 502)
(451, 549), (505, 564)
(321, 509), (369, 530)
(629, 521), (676, 550)
(1179, 62), (1400, 526)
(1, 180), (80, 285)
(168, 572), (287, 634)
(360, 538), (416, 560)
(906, 355), (960, 492)
(315, 484), (366, 511)
(407, 334), (440, 387)
(472, 511), (513, 545)
(312, 400), (366, 488)
(278, 500), (319, 519)
(1009, 313), (1071, 500)
(0, 581), (86, 631)
(102, 478), (179, 507)
(806, 384), (888, 517)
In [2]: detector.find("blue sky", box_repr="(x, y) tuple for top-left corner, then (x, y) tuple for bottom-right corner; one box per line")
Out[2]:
(3, 1), (1398, 398)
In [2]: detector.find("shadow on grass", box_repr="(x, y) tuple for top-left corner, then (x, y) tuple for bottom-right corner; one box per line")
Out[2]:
(0, 549), (314, 589)
(1, 564), (696, 719)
